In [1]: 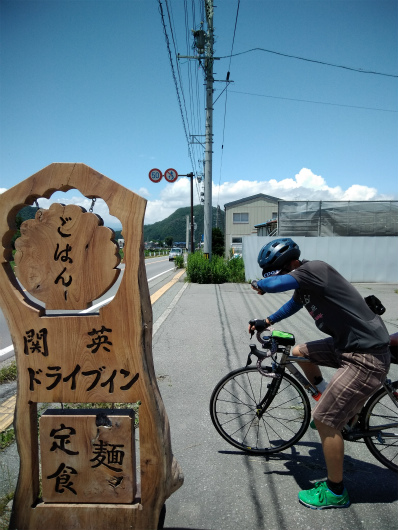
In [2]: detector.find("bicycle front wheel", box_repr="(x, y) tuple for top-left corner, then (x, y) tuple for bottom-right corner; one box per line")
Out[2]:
(361, 380), (398, 472)
(210, 366), (311, 454)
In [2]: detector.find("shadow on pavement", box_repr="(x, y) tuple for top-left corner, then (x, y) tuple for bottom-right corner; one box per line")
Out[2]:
(218, 441), (398, 504)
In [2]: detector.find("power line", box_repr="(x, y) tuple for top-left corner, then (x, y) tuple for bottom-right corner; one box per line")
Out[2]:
(158, 1), (192, 164)
(229, 89), (398, 113)
(159, 0), (202, 202)
(217, 0), (240, 214)
(218, 47), (398, 78)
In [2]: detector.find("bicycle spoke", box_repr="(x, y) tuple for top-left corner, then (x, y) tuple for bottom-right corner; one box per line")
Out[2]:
(210, 367), (310, 454)
(363, 381), (398, 472)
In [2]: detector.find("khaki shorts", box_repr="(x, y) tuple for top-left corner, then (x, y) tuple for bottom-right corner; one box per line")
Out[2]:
(298, 338), (391, 430)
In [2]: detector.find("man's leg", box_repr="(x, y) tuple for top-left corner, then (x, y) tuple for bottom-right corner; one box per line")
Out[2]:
(294, 340), (344, 483)
(298, 419), (349, 509)
(314, 419), (344, 483)
(292, 344), (323, 385)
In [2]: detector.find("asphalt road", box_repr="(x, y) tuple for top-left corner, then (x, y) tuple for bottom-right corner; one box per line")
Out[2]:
(152, 281), (398, 530)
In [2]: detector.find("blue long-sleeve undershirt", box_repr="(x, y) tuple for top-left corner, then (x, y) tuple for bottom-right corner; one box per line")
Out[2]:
(268, 297), (303, 324)
(257, 274), (303, 323)
(257, 274), (299, 293)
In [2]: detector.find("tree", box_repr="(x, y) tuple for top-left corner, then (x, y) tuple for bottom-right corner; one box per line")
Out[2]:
(212, 227), (224, 257)
(165, 236), (173, 247)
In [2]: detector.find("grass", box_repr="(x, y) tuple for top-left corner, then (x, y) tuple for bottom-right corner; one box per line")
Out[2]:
(174, 254), (185, 269)
(0, 491), (13, 529)
(186, 252), (245, 284)
(0, 362), (17, 384)
(0, 428), (15, 451)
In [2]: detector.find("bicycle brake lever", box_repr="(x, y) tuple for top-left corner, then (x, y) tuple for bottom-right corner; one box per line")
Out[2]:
(246, 354), (252, 366)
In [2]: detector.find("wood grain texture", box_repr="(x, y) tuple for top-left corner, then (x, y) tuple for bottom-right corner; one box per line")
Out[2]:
(0, 163), (183, 530)
(40, 410), (136, 503)
(14, 203), (120, 310)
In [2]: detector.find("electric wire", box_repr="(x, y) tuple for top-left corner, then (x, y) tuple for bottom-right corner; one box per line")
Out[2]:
(160, 0), (201, 202)
(160, 2), (396, 227)
(158, 0), (194, 171)
(185, 0), (204, 199)
(229, 89), (398, 113)
(217, 47), (398, 78)
(165, 0), (195, 176)
(181, 0), (206, 200)
(172, 0), (202, 199)
(216, 0), (240, 220)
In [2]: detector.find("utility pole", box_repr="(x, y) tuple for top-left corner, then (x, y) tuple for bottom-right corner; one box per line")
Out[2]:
(188, 172), (194, 253)
(180, 173), (194, 253)
(203, 0), (214, 260)
(179, 0), (215, 259)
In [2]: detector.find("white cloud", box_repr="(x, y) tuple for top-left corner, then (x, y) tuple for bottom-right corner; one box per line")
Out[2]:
(341, 184), (379, 201)
(2, 169), (396, 227)
(212, 168), (383, 207)
(134, 187), (151, 198)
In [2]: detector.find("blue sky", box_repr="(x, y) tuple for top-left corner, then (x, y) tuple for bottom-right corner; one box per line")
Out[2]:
(1, 0), (397, 228)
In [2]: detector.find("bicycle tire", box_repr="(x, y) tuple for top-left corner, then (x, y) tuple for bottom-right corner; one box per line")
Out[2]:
(361, 380), (398, 472)
(210, 365), (311, 455)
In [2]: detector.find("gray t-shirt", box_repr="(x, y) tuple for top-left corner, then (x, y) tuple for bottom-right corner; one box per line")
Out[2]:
(290, 260), (390, 352)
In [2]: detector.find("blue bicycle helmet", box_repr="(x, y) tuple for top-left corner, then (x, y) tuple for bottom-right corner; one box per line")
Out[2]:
(258, 238), (301, 275)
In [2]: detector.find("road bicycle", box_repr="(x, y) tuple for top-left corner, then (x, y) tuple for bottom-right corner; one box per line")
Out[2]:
(210, 325), (398, 472)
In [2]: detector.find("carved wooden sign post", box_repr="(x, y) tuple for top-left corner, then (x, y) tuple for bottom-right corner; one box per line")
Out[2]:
(0, 163), (183, 530)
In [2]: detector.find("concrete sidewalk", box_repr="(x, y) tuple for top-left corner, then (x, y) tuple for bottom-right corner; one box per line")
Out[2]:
(153, 281), (398, 530)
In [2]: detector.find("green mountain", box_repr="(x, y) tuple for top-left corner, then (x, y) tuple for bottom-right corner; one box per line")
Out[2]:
(143, 205), (225, 244)
(16, 206), (39, 225)
(14, 205), (225, 247)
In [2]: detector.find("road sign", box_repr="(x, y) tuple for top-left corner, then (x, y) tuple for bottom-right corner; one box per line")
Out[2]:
(164, 168), (178, 183)
(149, 168), (162, 183)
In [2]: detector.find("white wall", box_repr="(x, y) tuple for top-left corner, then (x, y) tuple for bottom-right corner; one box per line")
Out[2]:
(243, 236), (398, 283)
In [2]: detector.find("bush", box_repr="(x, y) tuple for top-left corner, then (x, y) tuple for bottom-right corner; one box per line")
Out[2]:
(227, 256), (245, 282)
(174, 254), (185, 269)
(212, 227), (224, 257)
(186, 252), (245, 284)
(186, 252), (211, 283)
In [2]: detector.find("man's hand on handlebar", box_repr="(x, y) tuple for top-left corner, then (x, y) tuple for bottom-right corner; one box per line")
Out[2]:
(248, 319), (270, 338)
(251, 280), (265, 295)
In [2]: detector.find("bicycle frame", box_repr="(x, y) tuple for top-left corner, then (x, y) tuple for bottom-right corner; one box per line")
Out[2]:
(247, 341), (321, 418)
(249, 333), (398, 439)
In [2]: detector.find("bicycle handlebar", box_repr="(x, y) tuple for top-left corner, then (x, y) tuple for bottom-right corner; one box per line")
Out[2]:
(248, 319), (273, 346)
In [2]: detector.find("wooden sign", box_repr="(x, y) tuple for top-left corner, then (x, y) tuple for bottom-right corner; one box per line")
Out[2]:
(15, 203), (120, 310)
(40, 409), (136, 504)
(0, 163), (183, 530)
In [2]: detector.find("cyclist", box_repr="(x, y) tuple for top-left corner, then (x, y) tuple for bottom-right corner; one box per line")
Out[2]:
(249, 237), (390, 510)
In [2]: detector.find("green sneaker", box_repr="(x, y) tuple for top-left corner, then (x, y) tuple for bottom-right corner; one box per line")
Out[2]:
(298, 481), (350, 510)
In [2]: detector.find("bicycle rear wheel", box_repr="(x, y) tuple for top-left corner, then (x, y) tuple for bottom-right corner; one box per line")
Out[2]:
(361, 380), (398, 472)
(210, 366), (311, 454)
